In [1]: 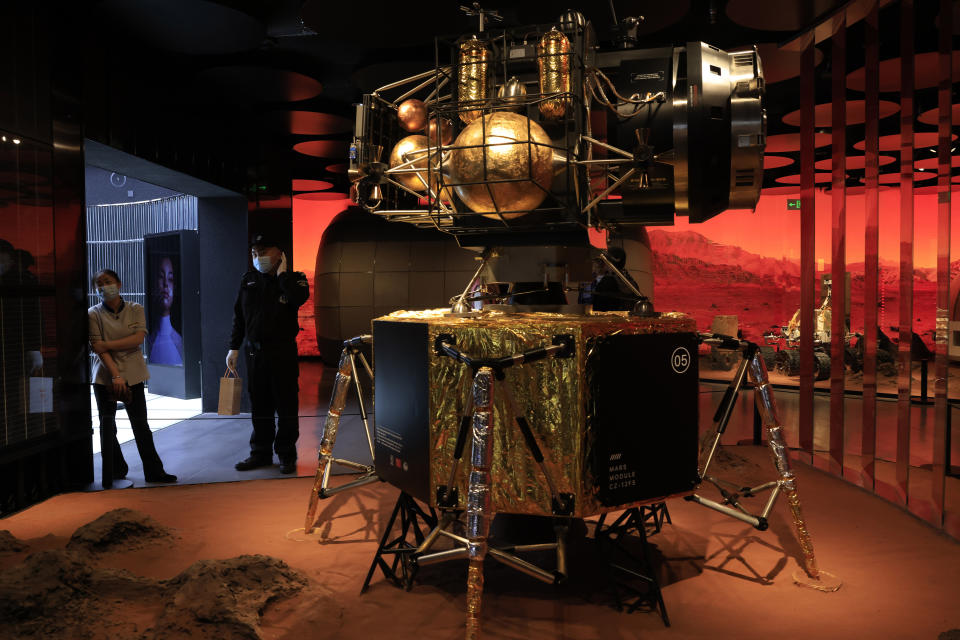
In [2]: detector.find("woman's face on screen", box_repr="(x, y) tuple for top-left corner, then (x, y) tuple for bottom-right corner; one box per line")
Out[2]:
(158, 257), (174, 313)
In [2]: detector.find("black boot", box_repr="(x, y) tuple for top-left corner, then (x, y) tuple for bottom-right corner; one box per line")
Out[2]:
(235, 455), (273, 471)
(145, 471), (177, 483)
(279, 458), (297, 475)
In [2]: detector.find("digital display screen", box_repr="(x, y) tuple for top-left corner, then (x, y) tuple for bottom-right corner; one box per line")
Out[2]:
(144, 233), (184, 366)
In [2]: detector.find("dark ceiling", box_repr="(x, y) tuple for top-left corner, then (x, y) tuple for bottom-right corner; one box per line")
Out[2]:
(81, 0), (959, 203)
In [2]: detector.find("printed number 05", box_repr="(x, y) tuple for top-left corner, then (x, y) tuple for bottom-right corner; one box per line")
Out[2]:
(671, 347), (690, 374)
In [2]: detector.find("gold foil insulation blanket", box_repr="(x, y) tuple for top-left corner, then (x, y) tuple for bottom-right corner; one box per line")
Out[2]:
(458, 38), (489, 124)
(432, 319), (582, 517)
(382, 309), (695, 517)
(537, 28), (571, 119)
(784, 485), (820, 578)
(465, 560), (484, 640)
(322, 348), (355, 456)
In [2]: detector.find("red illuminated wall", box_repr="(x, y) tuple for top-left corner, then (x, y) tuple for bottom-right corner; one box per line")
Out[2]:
(292, 195), (351, 356)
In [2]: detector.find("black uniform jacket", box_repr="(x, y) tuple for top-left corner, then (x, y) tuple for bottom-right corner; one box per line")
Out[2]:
(591, 271), (642, 312)
(229, 269), (309, 351)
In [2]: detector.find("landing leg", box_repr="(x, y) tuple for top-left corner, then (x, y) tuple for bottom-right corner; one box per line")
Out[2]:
(746, 353), (841, 591)
(361, 492), (438, 592)
(465, 367), (495, 640)
(693, 335), (841, 592)
(305, 337), (378, 533)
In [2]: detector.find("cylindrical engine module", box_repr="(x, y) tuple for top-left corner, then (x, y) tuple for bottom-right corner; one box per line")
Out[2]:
(598, 42), (765, 224)
(537, 28), (571, 119)
(458, 36), (490, 124)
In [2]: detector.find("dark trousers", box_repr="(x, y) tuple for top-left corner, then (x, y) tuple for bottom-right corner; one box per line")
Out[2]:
(93, 382), (165, 482)
(246, 346), (300, 461)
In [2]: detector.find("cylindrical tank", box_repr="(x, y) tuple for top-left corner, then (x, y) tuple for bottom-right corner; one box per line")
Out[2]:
(457, 37), (489, 124)
(537, 28), (571, 119)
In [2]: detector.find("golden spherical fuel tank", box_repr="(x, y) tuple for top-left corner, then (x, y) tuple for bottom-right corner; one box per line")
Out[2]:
(389, 135), (431, 191)
(427, 116), (454, 146)
(397, 98), (427, 132)
(448, 112), (554, 219)
(431, 176), (455, 205)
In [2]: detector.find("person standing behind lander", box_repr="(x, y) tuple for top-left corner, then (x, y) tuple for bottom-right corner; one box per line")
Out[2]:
(226, 235), (309, 475)
(591, 247), (642, 312)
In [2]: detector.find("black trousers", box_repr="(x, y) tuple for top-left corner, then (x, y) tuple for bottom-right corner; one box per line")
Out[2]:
(245, 346), (300, 460)
(93, 382), (165, 481)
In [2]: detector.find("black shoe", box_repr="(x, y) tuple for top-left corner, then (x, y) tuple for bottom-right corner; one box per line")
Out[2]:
(145, 472), (177, 483)
(279, 459), (297, 475)
(114, 464), (129, 479)
(235, 455), (272, 471)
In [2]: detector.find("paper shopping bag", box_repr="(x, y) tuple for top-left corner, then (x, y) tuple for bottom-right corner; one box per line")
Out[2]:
(218, 369), (243, 415)
(29, 377), (54, 413)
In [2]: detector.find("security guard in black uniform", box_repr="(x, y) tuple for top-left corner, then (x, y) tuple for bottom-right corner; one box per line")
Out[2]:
(226, 235), (309, 474)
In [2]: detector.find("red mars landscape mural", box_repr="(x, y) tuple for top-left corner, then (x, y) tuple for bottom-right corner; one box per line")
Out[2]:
(651, 188), (960, 350)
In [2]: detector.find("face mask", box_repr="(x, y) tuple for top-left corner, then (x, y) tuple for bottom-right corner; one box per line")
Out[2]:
(98, 284), (120, 301)
(254, 256), (274, 273)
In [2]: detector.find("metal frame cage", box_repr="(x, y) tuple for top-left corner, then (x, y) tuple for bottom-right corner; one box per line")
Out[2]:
(349, 19), (765, 246)
(353, 21), (591, 243)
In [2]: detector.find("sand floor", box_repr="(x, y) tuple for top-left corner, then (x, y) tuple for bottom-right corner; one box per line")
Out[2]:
(2, 446), (959, 640)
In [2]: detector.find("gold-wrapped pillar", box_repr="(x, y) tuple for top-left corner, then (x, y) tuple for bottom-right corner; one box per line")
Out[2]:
(465, 367), (494, 640)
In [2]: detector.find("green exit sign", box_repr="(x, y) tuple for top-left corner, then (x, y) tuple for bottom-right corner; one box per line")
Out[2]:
(787, 198), (801, 210)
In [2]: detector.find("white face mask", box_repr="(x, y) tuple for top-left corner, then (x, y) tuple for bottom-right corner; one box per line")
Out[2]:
(98, 284), (120, 301)
(254, 256), (274, 273)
